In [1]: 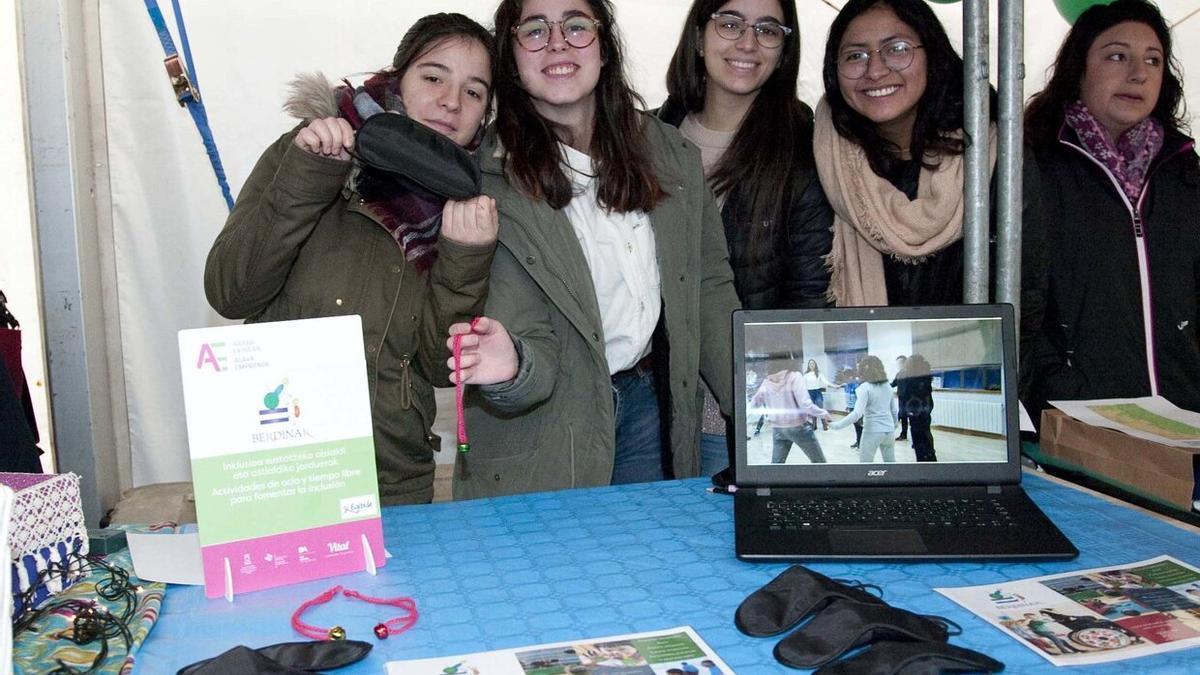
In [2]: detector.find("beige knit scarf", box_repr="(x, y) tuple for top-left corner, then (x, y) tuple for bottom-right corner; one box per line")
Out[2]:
(813, 97), (995, 306)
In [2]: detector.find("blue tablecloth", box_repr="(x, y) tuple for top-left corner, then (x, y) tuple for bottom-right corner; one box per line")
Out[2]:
(135, 473), (1200, 673)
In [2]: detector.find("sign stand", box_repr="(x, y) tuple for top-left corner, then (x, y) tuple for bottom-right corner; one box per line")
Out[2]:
(179, 316), (387, 599)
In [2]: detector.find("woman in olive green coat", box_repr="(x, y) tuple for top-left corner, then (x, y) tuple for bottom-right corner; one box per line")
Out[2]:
(204, 14), (499, 505)
(447, 0), (740, 499)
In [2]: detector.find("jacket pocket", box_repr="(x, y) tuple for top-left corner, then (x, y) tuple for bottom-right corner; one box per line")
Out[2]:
(456, 450), (537, 497)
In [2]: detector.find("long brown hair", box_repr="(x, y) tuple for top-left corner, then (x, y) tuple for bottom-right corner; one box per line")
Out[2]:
(492, 0), (666, 211)
(664, 0), (810, 243)
(822, 0), (984, 180)
(1025, 0), (1186, 149)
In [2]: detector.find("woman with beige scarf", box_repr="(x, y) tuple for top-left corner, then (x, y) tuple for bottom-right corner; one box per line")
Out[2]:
(814, 0), (995, 307)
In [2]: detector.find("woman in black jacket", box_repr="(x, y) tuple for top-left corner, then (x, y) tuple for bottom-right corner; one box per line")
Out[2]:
(658, 0), (833, 477)
(1021, 0), (1200, 421)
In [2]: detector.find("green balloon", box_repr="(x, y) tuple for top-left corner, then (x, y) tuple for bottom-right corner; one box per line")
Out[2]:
(1054, 0), (1111, 23)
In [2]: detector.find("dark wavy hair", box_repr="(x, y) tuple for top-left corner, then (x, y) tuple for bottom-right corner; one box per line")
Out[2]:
(492, 0), (666, 212)
(822, 0), (977, 179)
(857, 355), (888, 384)
(1025, 0), (1187, 148)
(664, 0), (810, 239)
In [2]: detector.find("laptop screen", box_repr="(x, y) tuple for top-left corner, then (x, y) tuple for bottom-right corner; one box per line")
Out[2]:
(732, 305), (1021, 487)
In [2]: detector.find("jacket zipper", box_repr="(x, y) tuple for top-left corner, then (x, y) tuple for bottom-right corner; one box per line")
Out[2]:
(1059, 136), (1193, 397)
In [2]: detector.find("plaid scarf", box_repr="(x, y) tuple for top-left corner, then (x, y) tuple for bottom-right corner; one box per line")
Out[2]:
(334, 73), (443, 272)
(1065, 100), (1164, 206)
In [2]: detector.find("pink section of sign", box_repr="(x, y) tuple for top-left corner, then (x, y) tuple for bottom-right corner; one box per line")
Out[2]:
(201, 518), (385, 598)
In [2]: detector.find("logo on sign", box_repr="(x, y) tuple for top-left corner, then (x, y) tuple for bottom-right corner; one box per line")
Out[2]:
(196, 342), (227, 371)
(339, 495), (378, 520)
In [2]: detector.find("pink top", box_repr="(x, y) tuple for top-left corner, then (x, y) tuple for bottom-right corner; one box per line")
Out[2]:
(750, 371), (829, 428)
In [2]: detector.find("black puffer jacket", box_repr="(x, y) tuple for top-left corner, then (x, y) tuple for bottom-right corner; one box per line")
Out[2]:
(657, 100), (833, 309)
(1020, 126), (1200, 420)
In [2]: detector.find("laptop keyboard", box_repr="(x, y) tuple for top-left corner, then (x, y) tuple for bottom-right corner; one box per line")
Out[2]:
(765, 497), (1019, 531)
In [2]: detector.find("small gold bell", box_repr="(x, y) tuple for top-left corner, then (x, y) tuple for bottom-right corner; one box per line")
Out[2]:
(327, 626), (346, 640)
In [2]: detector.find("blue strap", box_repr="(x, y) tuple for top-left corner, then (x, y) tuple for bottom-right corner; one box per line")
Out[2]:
(144, 0), (234, 210)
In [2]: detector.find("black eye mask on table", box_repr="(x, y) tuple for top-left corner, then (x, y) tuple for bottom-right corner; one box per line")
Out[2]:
(177, 640), (372, 674)
(354, 112), (482, 200)
(736, 565), (885, 637)
(814, 639), (1004, 675)
(774, 599), (955, 669)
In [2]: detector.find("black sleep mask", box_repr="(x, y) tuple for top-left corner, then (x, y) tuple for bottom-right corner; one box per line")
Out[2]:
(355, 112), (481, 200)
(736, 565), (885, 637)
(814, 639), (1005, 675)
(774, 600), (954, 669)
(177, 640), (372, 674)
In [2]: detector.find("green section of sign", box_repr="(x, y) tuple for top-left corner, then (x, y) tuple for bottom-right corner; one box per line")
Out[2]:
(630, 633), (705, 662)
(1133, 560), (1200, 587)
(191, 437), (378, 545)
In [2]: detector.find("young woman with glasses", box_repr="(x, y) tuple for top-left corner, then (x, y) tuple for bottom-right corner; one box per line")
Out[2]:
(204, 14), (498, 505)
(446, 0), (741, 498)
(817, 0), (995, 307)
(656, 0), (833, 480)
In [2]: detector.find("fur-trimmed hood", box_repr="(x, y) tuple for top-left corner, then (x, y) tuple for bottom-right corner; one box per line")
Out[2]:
(282, 72), (339, 121)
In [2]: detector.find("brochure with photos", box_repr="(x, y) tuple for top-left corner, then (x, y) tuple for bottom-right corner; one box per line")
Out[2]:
(938, 555), (1200, 666)
(385, 626), (732, 674)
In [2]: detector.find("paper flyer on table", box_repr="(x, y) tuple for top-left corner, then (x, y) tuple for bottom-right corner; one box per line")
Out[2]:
(1049, 396), (1200, 448)
(937, 555), (1200, 666)
(384, 626), (733, 674)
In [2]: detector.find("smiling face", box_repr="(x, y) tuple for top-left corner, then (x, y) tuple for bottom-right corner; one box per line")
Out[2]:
(1080, 21), (1164, 141)
(836, 5), (927, 149)
(702, 0), (786, 104)
(397, 37), (492, 147)
(513, 0), (603, 126)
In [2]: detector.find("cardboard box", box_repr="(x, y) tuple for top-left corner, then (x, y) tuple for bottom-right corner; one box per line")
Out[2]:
(1039, 409), (1200, 513)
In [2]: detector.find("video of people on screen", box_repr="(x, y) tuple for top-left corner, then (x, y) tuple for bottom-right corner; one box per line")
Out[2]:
(743, 318), (1007, 466)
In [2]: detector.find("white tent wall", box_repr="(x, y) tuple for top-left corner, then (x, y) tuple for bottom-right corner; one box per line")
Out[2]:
(12, 0), (1199, 494)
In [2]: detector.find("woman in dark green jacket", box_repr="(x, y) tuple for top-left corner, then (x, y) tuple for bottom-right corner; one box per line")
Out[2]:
(447, 0), (741, 499)
(204, 14), (499, 505)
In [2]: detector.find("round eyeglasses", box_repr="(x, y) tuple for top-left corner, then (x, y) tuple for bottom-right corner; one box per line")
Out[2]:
(837, 40), (924, 80)
(512, 16), (602, 52)
(709, 13), (792, 50)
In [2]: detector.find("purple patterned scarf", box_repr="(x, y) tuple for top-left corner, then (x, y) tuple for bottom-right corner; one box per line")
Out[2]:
(334, 73), (443, 272)
(1065, 100), (1164, 205)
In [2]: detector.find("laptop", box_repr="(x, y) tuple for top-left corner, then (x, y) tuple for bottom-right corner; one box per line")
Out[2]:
(732, 304), (1078, 561)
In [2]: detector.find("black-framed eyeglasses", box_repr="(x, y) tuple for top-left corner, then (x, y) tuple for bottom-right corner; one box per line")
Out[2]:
(512, 16), (602, 52)
(709, 13), (792, 49)
(837, 40), (924, 79)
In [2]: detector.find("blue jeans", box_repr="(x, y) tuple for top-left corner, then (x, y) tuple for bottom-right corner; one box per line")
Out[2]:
(610, 364), (665, 484)
(700, 432), (729, 477)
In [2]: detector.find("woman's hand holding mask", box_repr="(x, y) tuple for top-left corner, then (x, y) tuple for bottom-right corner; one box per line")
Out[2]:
(441, 195), (498, 247)
(293, 117), (355, 161)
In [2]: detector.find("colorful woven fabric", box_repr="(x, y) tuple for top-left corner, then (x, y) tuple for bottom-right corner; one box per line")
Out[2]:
(12, 530), (167, 674)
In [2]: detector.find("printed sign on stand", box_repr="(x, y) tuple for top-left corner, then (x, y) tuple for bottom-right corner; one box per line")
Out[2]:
(178, 316), (385, 599)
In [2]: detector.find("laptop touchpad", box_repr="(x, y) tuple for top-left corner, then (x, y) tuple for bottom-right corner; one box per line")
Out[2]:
(829, 529), (927, 554)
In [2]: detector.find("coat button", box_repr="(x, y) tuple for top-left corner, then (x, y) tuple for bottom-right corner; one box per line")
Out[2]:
(493, 474), (501, 481)
(592, 332), (600, 341)
(368, 344), (377, 354)
(525, 255), (537, 265)
(392, 265), (402, 274)
(335, 298), (343, 306)
(677, 184), (684, 191)
(679, 275), (685, 282)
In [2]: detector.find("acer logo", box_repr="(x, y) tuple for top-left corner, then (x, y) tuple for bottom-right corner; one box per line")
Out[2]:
(867, 470), (887, 477)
